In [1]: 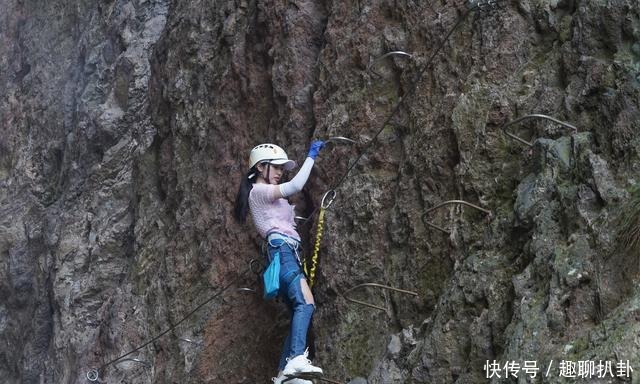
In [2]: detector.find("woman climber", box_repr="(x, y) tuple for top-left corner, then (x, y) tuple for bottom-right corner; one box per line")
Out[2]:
(234, 141), (325, 384)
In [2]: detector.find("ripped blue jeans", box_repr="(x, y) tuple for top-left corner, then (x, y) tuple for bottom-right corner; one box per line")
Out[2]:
(267, 235), (315, 371)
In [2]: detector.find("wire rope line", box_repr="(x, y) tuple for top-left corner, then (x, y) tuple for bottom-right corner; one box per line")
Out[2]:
(333, 11), (470, 191)
(86, 3), (502, 381)
(87, 262), (255, 380)
(299, 5), (478, 229)
(342, 283), (419, 312)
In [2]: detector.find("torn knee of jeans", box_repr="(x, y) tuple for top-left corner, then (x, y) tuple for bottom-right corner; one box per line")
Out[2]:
(302, 295), (315, 307)
(299, 281), (314, 304)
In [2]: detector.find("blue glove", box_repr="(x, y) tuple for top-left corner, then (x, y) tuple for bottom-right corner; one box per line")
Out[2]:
(307, 140), (325, 160)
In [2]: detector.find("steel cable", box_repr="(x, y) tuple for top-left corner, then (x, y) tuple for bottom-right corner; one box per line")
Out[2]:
(87, 264), (255, 380)
(300, 4), (476, 228)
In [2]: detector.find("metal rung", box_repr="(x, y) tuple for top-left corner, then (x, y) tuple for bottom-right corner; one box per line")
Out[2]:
(114, 358), (151, 367)
(368, 51), (414, 77)
(467, 0), (508, 11)
(422, 200), (493, 235)
(342, 283), (418, 312)
(250, 258), (264, 275)
(179, 337), (204, 347)
(325, 136), (357, 145)
(502, 114), (578, 147)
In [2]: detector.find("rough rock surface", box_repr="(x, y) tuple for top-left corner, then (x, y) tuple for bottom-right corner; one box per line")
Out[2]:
(1, 0), (639, 383)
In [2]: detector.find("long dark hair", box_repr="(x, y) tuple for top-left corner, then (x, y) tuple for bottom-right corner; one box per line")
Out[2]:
(234, 168), (257, 223)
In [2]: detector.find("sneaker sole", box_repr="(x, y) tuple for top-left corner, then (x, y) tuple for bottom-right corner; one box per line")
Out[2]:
(281, 376), (314, 384)
(284, 371), (323, 378)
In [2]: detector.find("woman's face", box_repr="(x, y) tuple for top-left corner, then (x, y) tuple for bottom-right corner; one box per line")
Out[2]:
(257, 163), (284, 184)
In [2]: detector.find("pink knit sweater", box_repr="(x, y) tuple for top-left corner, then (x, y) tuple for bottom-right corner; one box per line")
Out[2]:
(249, 183), (301, 240)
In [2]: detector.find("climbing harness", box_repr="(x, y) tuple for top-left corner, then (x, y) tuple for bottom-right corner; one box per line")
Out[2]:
(342, 283), (419, 312)
(501, 114), (578, 147)
(304, 190), (336, 288)
(421, 200), (493, 235)
(85, 259), (259, 382)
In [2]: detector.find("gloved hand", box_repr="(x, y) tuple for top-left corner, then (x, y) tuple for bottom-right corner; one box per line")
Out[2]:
(307, 140), (325, 160)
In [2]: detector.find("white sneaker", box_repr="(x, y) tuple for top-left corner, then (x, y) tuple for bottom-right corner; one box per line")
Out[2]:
(282, 348), (323, 376)
(272, 374), (312, 384)
(291, 379), (312, 384)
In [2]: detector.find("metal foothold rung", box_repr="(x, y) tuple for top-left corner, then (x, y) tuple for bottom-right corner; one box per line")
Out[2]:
(467, 0), (507, 11)
(342, 283), (419, 312)
(421, 200), (493, 235)
(368, 51), (414, 77)
(114, 358), (151, 367)
(179, 337), (204, 346)
(325, 136), (357, 145)
(501, 114), (578, 147)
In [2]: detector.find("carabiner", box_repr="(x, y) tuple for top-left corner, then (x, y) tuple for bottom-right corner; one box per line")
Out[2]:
(321, 190), (337, 209)
(86, 369), (99, 382)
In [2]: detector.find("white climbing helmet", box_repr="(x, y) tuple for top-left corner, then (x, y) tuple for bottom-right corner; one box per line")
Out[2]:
(249, 143), (296, 170)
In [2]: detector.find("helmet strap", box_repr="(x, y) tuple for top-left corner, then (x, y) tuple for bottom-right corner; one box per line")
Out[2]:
(265, 163), (271, 184)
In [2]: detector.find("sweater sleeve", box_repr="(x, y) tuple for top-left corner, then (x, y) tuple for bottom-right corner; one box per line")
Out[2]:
(279, 157), (314, 197)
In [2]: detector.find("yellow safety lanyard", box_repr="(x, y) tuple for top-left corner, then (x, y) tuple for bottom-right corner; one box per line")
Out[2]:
(304, 190), (336, 288)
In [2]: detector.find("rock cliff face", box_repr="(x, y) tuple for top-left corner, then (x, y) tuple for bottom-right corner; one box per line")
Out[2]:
(1, 0), (638, 383)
